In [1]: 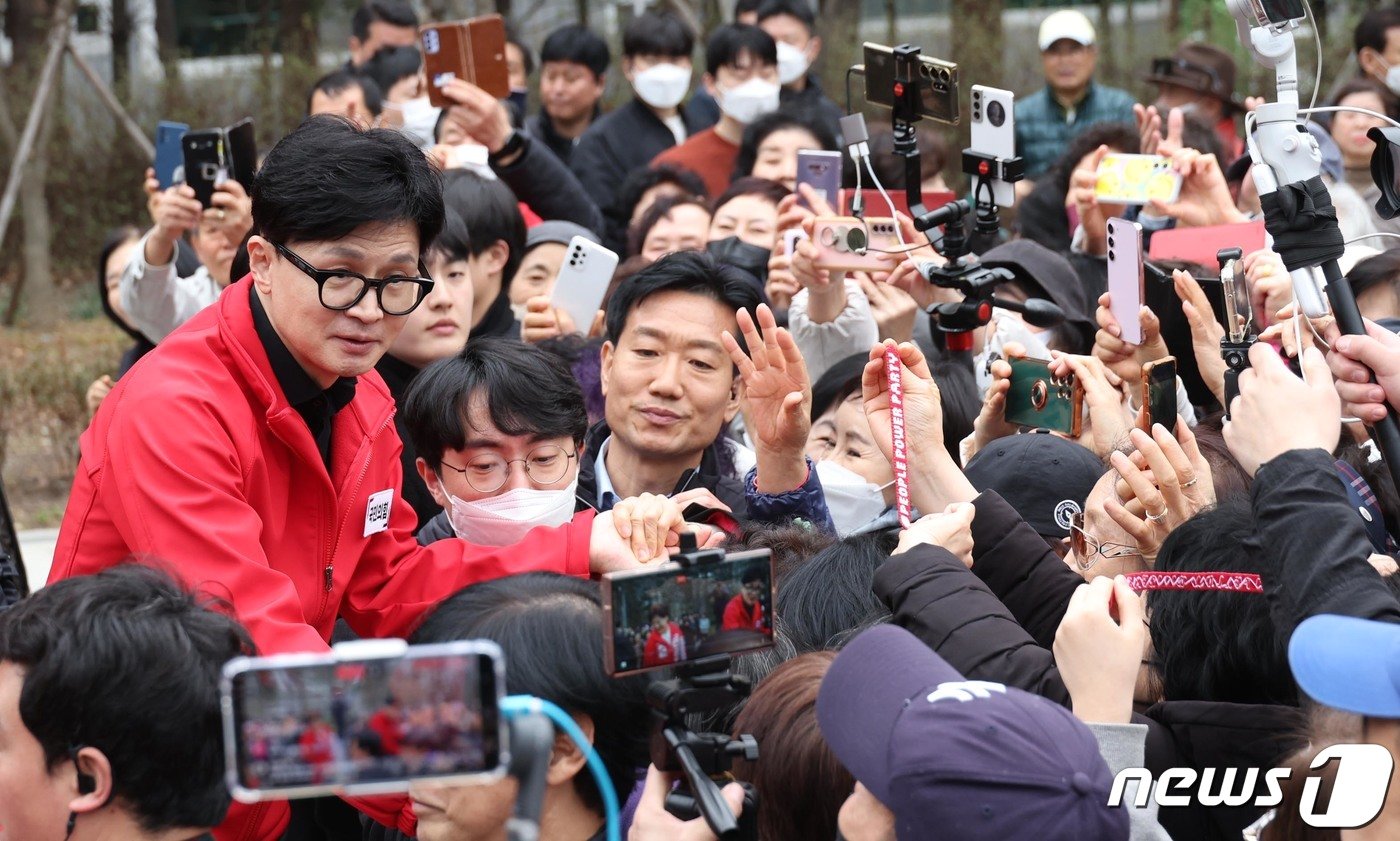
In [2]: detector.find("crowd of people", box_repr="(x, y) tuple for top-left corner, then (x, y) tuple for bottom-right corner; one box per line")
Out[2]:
(13, 0), (1400, 839)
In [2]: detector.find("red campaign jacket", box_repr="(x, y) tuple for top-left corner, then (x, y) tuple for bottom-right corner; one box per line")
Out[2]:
(51, 277), (594, 840)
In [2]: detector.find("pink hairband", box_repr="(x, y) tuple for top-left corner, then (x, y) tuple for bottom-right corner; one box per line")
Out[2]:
(1123, 571), (1264, 593)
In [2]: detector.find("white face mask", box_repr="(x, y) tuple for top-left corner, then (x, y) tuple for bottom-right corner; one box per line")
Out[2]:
(633, 63), (691, 110)
(389, 95), (441, 150)
(815, 459), (892, 537)
(442, 476), (579, 546)
(717, 77), (781, 125)
(776, 42), (810, 86)
(974, 308), (1054, 397)
(1378, 57), (1400, 97)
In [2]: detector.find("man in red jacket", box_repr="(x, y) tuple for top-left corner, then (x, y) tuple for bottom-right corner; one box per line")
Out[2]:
(49, 116), (673, 841)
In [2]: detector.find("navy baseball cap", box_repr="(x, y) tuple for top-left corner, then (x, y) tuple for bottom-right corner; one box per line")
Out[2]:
(965, 431), (1106, 539)
(1290, 614), (1400, 718)
(817, 625), (1129, 841)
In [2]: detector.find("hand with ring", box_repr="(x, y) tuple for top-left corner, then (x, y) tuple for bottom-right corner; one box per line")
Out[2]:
(1104, 420), (1215, 564)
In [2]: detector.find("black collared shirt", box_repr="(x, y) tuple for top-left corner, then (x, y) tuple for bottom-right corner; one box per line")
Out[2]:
(250, 292), (357, 473)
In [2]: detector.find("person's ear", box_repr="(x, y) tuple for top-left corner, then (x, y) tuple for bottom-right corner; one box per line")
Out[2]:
(724, 375), (742, 423)
(703, 72), (718, 98)
(1360, 47), (1386, 82)
(600, 340), (615, 397)
(545, 713), (594, 786)
(484, 240), (511, 278)
(248, 235), (275, 295)
(417, 457), (448, 507)
(594, 72), (606, 95)
(807, 35), (822, 61)
(622, 57), (637, 84)
(70, 747), (113, 815)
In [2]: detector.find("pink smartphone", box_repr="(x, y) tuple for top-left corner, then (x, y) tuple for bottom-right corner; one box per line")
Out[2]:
(811, 216), (901, 274)
(1106, 217), (1145, 346)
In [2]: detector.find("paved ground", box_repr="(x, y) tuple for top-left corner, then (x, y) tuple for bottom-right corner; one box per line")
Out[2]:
(18, 528), (58, 592)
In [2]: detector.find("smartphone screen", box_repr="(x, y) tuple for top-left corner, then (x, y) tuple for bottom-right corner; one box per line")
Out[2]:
(603, 549), (774, 676)
(796, 150), (842, 210)
(181, 130), (224, 209)
(1106, 218), (1145, 346)
(223, 642), (503, 800)
(1143, 358), (1178, 430)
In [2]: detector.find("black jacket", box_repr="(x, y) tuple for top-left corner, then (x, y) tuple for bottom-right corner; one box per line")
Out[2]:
(877, 490), (1304, 841)
(473, 292), (523, 340)
(494, 131), (605, 235)
(1252, 448), (1400, 634)
(575, 419), (749, 518)
(373, 354), (440, 532)
(571, 98), (705, 221)
(779, 74), (846, 145)
(527, 108), (598, 168)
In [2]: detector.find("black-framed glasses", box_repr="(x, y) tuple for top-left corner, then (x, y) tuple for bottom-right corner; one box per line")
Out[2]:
(1068, 512), (1140, 570)
(273, 242), (434, 316)
(1151, 57), (1226, 95)
(439, 445), (579, 494)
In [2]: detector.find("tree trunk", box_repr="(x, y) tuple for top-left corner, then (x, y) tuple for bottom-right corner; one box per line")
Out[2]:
(276, 0), (320, 61)
(1167, 0), (1182, 44)
(575, 0), (588, 26)
(1097, 0), (1114, 80)
(816, 0), (862, 112)
(950, 0), (1004, 91)
(153, 0), (178, 69)
(495, 0), (513, 20)
(111, 0), (130, 89)
(884, 0), (896, 47)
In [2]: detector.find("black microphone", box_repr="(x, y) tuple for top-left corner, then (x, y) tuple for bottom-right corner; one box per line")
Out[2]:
(992, 296), (1065, 329)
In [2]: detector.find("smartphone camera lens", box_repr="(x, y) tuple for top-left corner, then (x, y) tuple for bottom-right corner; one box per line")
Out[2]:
(1108, 250), (1116, 261)
(987, 100), (1005, 127)
(1108, 236), (1115, 249)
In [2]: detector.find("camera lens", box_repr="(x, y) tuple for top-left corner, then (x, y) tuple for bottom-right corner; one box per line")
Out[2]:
(1108, 250), (1116, 261)
(1108, 236), (1115, 248)
(988, 100), (1005, 127)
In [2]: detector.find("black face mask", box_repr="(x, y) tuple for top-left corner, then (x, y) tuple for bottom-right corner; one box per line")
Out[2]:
(707, 236), (772, 285)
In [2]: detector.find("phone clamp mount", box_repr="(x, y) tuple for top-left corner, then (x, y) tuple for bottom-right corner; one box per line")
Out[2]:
(645, 535), (759, 841)
(1217, 247), (1257, 420)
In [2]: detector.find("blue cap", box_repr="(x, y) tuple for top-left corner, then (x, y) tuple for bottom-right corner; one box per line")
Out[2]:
(816, 625), (1129, 841)
(1290, 614), (1400, 717)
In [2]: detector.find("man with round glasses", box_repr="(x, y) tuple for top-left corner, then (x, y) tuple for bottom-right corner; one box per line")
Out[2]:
(50, 116), (676, 841)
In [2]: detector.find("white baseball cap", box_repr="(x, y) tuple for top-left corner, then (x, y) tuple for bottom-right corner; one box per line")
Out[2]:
(1038, 10), (1096, 51)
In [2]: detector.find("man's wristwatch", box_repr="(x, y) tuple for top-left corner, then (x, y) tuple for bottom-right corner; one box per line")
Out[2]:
(488, 129), (527, 164)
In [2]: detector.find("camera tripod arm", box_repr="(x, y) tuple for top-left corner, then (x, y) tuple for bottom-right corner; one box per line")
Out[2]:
(664, 726), (742, 839)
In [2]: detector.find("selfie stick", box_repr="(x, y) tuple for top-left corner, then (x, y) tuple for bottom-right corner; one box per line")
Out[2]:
(502, 696), (622, 841)
(1228, 0), (1400, 490)
(885, 345), (913, 528)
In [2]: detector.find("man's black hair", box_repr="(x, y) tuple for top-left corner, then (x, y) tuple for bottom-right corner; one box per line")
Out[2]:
(442, 169), (527, 287)
(649, 603), (671, 619)
(0, 564), (253, 832)
(712, 176), (791, 213)
(733, 111), (837, 181)
(403, 336), (589, 471)
(930, 360), (977, 465)
(734, 0), (763, 18)
(755, 0), (816, 32)
(351, 0), (418, 42)
(1346, 249), (1400, 303)
(616, 164), (710, 225)
(253, 115), (444, 252)
(360, 44), (422, 97)
(604, 249), (761, 345)
(1149, 499), (1298, 707)
(776, 531), (896, 653)
(306, 67), (384, 117)
(622, 11), (694, 60)
(506, 23), (536, 77)
(427, 206), (473, 265)
(413, 574), (651, 815)
(740, 566), (764, 585)
(1356, 8), (1400, 57)
(626, 192), (710, 258)
(540, 24), (611, 79)
(705, 23), (777, 77)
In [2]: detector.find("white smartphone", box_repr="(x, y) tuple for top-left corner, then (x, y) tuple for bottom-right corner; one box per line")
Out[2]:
(969, 85), (1016, 208)
(551, 236), (619, 333)
(1106, 217), (1146, 346)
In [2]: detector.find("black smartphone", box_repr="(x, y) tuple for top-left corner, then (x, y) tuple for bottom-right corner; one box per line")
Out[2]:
(224, 117), (258, 193)
(181, 129), (224, 208)
(601, 549), (774, 676)
(220, 640), (505, 801)
(1140, 357), (1178, 431)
